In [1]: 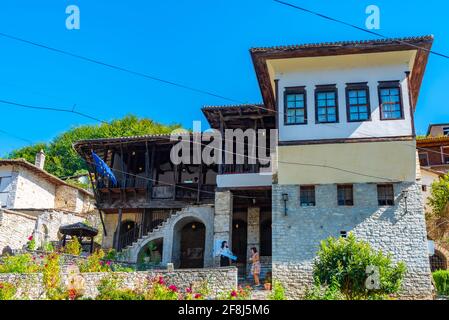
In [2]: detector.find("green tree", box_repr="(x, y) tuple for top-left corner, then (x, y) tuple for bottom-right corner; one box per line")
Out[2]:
(7, 115), (181, 178)
(429, 174), (449, 217)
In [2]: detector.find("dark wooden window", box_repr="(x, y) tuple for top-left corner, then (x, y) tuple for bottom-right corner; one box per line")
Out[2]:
(430, 251), (447, 272)
(418, 152), (429, 166)
(300, 185), (315, 206)
(337, 184), (354, 206)
(315, 85), (338, 123)
(377, 184), (394, 206)
(378, 81), (403, 120)
(284, 87), (307, 125)
(444, 127), (449, 136)
(346, 83), (370, 122)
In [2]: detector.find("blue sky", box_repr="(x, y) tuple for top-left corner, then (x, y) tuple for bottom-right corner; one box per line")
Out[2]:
(0, 0), (448, 156)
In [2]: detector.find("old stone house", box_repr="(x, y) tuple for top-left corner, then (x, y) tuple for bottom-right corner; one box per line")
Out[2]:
(75, 36), (434, 299)
(0, 151), (97, 254)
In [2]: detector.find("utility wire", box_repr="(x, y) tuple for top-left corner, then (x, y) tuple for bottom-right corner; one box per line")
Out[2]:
(0, 128), (33, 145)
(273, 0), (449, 59)
(0, 32), (240, 104)
(0, 98), (110, 124)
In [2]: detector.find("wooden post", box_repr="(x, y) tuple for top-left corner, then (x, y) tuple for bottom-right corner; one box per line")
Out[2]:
(197, 164), (203, 203)
(90, 237), (94, 253)
(148, 144), (155, 200)
(62, 234), (67, 247)
(115, 208), (123, 250)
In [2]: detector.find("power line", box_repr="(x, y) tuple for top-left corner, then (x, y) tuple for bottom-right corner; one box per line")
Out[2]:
(0, 98), (109, 124)
(0, 128), (33, 145)
(273, 0), (449, 59)
(0, 31), (240, 104)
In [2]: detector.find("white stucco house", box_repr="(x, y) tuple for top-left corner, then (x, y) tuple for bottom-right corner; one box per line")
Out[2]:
(0, 151), (98, 254)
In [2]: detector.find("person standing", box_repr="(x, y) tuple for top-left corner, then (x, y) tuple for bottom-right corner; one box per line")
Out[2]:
(218, 241), (236, 267)
(249, 247), (261, 287)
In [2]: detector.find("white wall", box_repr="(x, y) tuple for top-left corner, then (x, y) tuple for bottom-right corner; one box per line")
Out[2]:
(272, 52), (415, 142)
(14, 170), (56, 209)
(217, 173), (272, 188)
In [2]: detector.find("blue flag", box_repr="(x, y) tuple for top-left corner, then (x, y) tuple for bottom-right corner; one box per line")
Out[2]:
(91, 151), (118, 186)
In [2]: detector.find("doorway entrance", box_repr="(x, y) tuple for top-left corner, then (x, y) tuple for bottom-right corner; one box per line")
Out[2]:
(180, 221), (205, 268)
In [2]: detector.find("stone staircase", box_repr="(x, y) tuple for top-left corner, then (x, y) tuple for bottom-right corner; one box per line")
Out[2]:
(117, 207), (192, 262)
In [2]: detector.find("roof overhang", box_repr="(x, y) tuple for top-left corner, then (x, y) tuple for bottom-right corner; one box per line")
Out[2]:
(250, 36), (434, 111)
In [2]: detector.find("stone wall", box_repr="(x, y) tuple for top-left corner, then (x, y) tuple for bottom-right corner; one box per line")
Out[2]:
(272, 182), (432, 299)
(0, 209), (36, 254)
(213, 191), (233, 266)
(0, 209), (100, 253)
(14, 167), (56, 209)
(0, 267), (238, 300)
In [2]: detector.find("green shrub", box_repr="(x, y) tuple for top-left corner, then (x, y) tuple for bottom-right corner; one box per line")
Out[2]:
(64, 237), (82, 256)
(433, 270), (449, 296)
(79, 250), (111, 273)
(269, 280), (286, 300)
(0, 282), (17, 300)
(0, 254), (40, 273)
(311, 233), (406, 300)
(96, 275), (144, 300)
(429, 174), (449, 216)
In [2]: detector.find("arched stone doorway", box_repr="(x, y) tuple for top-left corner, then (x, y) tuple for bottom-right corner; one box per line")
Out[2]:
(172, 218), (206, 269)
(137, 238), (163, 268)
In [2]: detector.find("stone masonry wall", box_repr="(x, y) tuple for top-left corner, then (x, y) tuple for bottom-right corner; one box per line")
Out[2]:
(0, 267), (238, 300)
(0, 209), (36, 254)
(272, 182), (432, 299)
(213, 191), (233, 266)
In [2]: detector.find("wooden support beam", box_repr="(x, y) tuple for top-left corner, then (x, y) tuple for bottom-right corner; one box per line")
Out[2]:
(115, 208), (123, 250)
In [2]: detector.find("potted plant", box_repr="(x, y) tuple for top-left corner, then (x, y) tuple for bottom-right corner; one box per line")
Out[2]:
(264, 272), (272, 290)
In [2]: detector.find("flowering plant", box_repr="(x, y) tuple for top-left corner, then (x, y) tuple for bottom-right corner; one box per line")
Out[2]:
(0, 282), (16, 300)
(26, 235), (36, 251)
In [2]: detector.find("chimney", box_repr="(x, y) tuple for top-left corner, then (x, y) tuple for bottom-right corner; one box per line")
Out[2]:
(35, 149), (46, 170)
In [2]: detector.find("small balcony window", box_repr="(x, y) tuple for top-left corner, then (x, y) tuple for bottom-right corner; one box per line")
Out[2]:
(284, 87), (307, 125)
(346, 83), (370, 122)
(315, 85), (338, 124)
(378, 81), (403, 120)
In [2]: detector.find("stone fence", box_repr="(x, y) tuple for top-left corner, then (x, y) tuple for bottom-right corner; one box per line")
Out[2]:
(0, 267), (238, 300)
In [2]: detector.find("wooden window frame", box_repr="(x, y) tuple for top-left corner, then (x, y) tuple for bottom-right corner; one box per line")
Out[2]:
(345, 82), (371, 122)
(377, 184), (394, 206)
(337, 184), (354, 206)
(315, 84), (339, 124)
(300, 185), (316, 207)
(443, 127), (449, 136)
(284, 86), (307, 126)
(378, 81), (404, 121)
(418, 152), (429, 167)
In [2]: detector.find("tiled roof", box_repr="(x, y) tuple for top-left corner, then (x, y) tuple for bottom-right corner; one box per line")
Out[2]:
(0, 159), (93, 196)
(250, 35), (434, 52)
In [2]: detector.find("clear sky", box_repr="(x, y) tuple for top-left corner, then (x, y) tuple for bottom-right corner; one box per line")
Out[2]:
(0, 0), (448, 156)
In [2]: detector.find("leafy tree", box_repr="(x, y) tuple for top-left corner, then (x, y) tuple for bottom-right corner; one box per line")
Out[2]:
(310, 233), (406, 300)
(7, 115), (181, 178)
(429, 174), (449, 217)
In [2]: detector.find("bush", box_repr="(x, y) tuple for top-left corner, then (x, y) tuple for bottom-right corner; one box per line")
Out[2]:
(26, 235), (36, 251)
(269, 280), (286, 300)
(429, 174), (449, 216)
(310, 233), (406, 300)
(78, 250), (111, 273)
(0, 254), (40, 273)
(42, 253), (64, 300)
(0, 282), (17, 300)
(144, 276), (179, 300)
(64, 237), (82, 256)
(217, 286), (252, 300)
(433, 270), (449, 296)
(96, 275), (144, 300)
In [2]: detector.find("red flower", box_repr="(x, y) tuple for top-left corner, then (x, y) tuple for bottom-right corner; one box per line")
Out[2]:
(231, 290), (237, 297)
(168, 285), (178, 292)
(157, 276), (165, 285)
(0, 283), (3, 289)
(194, 293), (201, 299)
(185, 287), (192, 293)
(106, 261), (111, 266)
(68, 288), (77, 300)
(28, 235), (33, 241)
